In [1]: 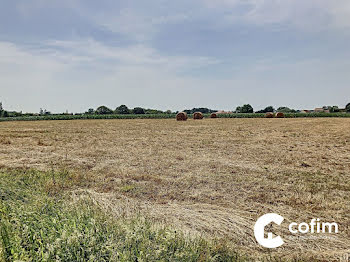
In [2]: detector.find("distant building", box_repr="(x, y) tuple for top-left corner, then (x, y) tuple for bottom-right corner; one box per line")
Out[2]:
(301, 110), (313, 113)
(314, 108), (330, 113)
(216, 110), (233, 114)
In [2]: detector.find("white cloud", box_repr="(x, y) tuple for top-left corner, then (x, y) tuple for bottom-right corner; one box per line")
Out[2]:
(0, 40), (220, 112)
(0, 42), (68, 112)
(0, 42), (66, 75)
(15, 0), (79, 16)
(0, 38), (219, 79)
(203, 0), (350, 30)
(11, 0), (350, 38)
(95, 8), (191, 42)
(1, 39), (349, 114)
(45, 39), (220, 72)
(11, 0), (350, 44)
(1, 1), (350, 113)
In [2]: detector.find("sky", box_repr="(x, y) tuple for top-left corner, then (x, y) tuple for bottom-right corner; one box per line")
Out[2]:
(0, 0), (350, 113)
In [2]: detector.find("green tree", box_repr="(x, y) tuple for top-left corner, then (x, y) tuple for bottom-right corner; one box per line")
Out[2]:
(115, 105), (130, 114)
(264, 106), (275, 113)
(256, 106), (275, 113)
(39, 108), (51, 115)
(132, 107), (145, 114)
(86, 108), (95, 114)
(96, 106), (113, 115)
(277, 107), (296, 113)
(329, 106), (340, 113)
(346, 103), (350, 112)
(144, 109), (164, 114)
(192, 108), (210, 114)
(183, 108), (215, 114)
(235, 106), (242, 113)
(322, 106), (340, 113)
(236, 104), (253, 113)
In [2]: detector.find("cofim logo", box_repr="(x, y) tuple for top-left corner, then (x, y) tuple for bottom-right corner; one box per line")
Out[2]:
(254, 213), (339, 248)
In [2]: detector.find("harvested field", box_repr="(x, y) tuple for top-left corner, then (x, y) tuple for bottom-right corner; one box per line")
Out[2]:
(1, 118), (350, 261)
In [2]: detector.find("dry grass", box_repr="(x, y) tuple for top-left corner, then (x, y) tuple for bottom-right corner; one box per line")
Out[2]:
(1, 118), (350, 261)
(0, 136), (11, 145)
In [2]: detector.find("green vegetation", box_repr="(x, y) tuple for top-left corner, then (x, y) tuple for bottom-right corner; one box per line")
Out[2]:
(217, 112), (350, 118)
(235, 104), (254, 113)
(327, 106), (340, 113)
(276, 107), (296, 113)
(0, 112), (350, 122)
(115, 105), (130, 114)
(256, 106), (275, 113)
(85, 105), (173, 116)
(183, 108), (216, 114)
(0, 101), (349, 122)
(0, 114), (177, 122)
(0, 169), (247, 261)
(96, 106), (114, 115)
(132, 107), (145, 114)
(346, 103), (350, 112)
(0, 103), (8, 118)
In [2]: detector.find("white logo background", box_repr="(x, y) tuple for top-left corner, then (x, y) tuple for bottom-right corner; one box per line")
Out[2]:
(254, 213), (284, 248)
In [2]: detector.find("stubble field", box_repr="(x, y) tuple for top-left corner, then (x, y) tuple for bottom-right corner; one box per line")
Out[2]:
(1, 118), (350, 261)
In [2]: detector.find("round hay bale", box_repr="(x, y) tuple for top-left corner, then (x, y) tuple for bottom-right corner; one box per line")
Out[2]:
(176, 112), (188, 121)
(210, 113), (217, 118)
(193, 112), (204, 120)
(265, 112), (274, 118)
(275, 112), (285, 118)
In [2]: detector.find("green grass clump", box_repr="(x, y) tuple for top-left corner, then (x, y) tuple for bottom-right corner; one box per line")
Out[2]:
(0, 169), (247, 262)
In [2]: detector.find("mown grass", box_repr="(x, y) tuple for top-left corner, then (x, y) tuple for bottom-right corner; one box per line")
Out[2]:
(0, 112), (349, 122)
(0, 169), (250, 262)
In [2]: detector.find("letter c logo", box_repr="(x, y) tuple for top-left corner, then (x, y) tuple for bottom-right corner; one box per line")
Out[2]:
(254, 213), (284, 248)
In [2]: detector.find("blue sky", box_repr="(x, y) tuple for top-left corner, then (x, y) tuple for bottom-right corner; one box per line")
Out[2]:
(0, 0), (350, 113)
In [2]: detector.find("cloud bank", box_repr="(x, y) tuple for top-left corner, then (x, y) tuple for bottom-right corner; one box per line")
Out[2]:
(0, 0), (349, 112)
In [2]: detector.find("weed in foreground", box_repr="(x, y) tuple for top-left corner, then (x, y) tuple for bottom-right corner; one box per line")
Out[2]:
(0, 169), (249, 262)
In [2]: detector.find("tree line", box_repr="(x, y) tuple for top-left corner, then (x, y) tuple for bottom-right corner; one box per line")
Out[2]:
(86, 105), (173, 115)
(1, 102), (350, 118)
